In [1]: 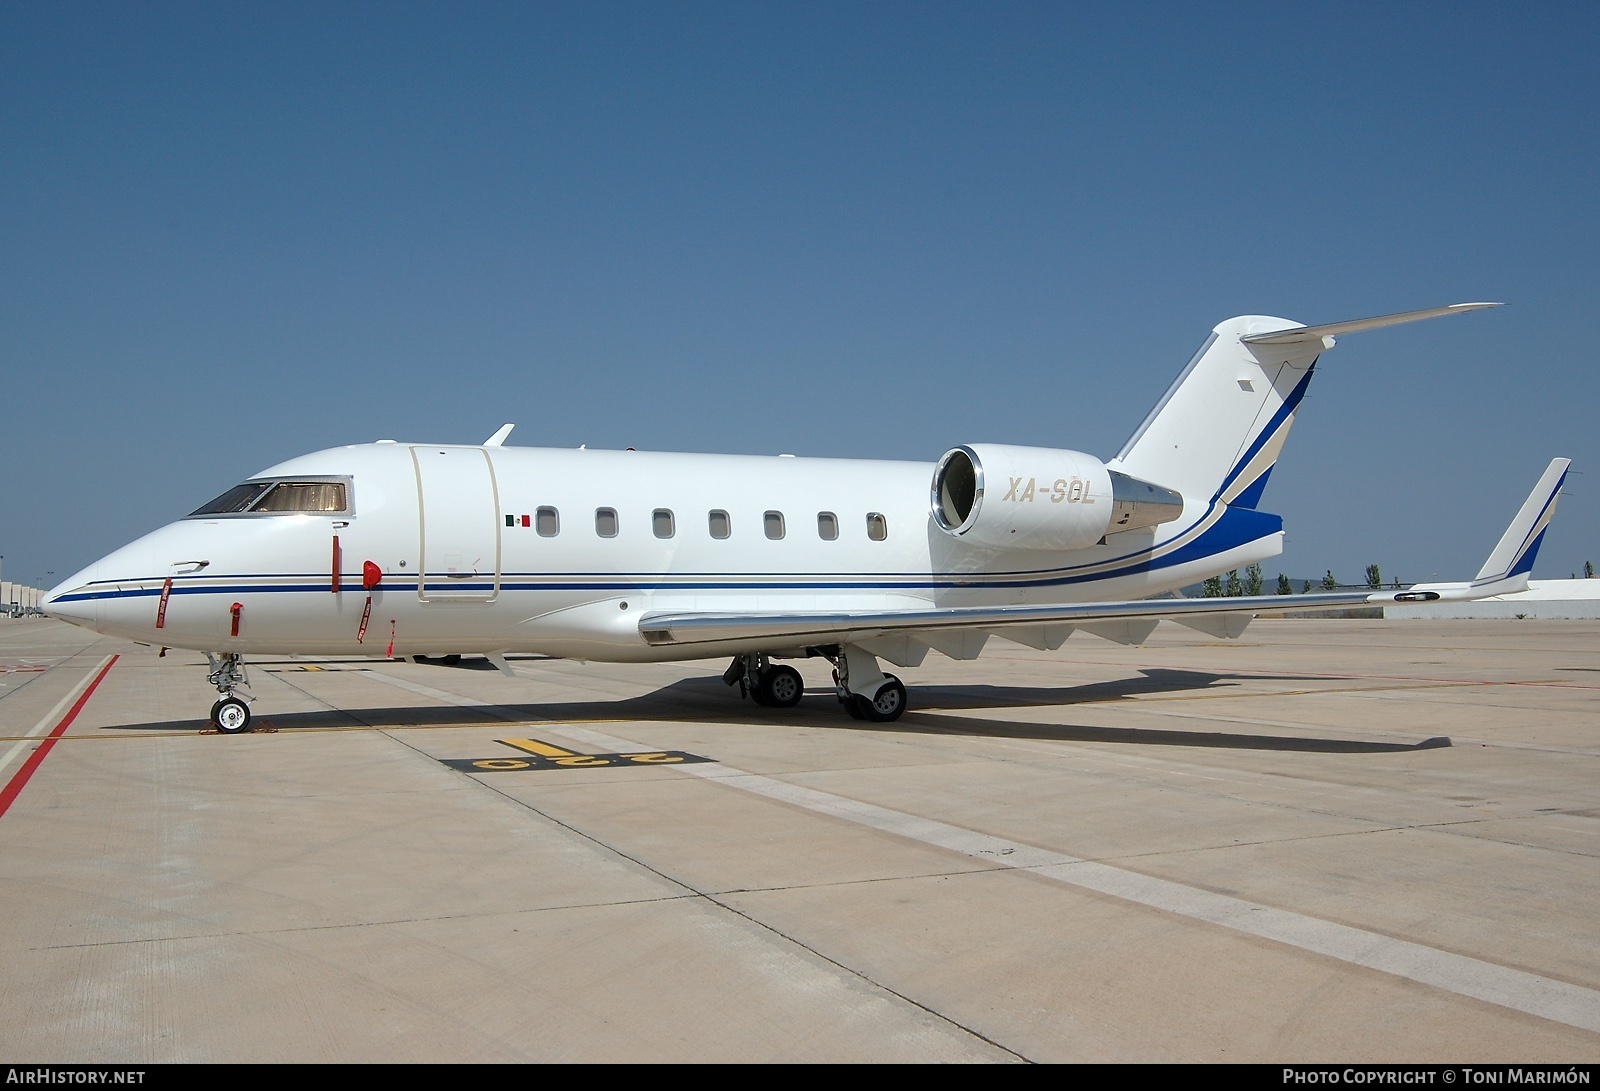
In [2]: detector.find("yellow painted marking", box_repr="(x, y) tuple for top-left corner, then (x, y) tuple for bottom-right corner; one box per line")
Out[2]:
(499, 738), (577, 758)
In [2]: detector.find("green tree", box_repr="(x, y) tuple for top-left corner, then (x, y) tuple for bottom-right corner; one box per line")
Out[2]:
(1277, 573), (1292, 595)
(1225, 569), (1243, 596)
(1202, 575), (1224, 598)
(1246, 563), (1264, 596)
(1366, 564), (1382, 590)
(1301, 580), (1312, 594)
(1321, 569), (1338, 591)
(1587, 561), (1595, 579)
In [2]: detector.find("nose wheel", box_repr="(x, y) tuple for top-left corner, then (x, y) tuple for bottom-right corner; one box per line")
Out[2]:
(205, 652), (254, 734)
(211, 696), (252, 734)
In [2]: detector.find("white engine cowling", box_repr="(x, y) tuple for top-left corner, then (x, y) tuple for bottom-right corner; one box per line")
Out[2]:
(931, 444), (1182, 551)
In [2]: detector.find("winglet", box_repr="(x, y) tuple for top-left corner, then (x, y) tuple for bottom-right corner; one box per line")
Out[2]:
(1240, 302), (1500, 346)
(484, 424), (515, 447)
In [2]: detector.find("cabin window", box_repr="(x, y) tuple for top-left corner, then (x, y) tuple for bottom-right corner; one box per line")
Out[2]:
(536, 507), (559, 537)
(817, 512), (838, 541)
(653, 509), (675, 539)
(764, 511), (785, 540)
(866, 512), (888, 541)
(708, 510), (731, 539)
(595, 508), (619, 538)
(188, 478), (351, 517)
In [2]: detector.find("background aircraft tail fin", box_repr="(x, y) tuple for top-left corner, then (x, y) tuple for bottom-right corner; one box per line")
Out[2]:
(1471, 457), (1570, 589)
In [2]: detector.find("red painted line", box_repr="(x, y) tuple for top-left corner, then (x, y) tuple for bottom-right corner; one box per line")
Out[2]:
(0, 655), (119, 819)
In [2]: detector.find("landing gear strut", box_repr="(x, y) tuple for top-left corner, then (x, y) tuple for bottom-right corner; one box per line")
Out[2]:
(206, 652), (253, 733)
(723, 653), (805, 709)
(828, 644), (907, 723)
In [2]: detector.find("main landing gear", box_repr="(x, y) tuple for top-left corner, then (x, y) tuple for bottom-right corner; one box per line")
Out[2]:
(723, 653), (805, 709)
(723, 646), (908, 723)
(206, 652), (253, 734)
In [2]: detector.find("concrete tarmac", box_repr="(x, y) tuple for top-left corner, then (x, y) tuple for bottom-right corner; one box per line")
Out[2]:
(1, 617), (1598, 1063)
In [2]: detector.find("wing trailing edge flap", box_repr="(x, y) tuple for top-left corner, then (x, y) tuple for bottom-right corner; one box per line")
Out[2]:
(1172, 612), (1254, 639)
(856, 634), (929, 669)
(994, 624), (1075, 651)
(1078, 619), (1161, 646)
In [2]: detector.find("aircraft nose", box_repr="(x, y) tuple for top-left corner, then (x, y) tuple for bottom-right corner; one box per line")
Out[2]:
(42, 565), (100, 628)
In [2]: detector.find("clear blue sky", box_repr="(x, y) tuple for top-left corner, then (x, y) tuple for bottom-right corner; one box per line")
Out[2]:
(4, 2), (1596, 590)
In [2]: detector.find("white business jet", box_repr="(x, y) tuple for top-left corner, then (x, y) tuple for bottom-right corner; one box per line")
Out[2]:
(45, 303), (1568, 733)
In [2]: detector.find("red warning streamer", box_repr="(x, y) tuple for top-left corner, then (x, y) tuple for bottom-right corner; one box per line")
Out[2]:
(331, 534), (342, 594)
(356, 595), (372, 643)
(385, 620), (396, 658)
(155, 577), (172, 629)
(230, 602), (242, 637)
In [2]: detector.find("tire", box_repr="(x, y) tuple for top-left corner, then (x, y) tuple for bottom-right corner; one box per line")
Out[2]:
(759, 665), (804, 708)
(855, 675), (907, 723)
(842, 694), (866, 720)
(211, 696), (252, 734)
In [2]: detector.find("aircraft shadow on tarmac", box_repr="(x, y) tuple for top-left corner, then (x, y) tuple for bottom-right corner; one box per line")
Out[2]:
(100, 665), (1450, 754)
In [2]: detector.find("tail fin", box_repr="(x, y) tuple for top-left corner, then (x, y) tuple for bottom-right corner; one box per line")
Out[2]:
(1471, 457), (1570, 590)
(1401, 457), (1570, 602)
(1109, 303), (1499, 510)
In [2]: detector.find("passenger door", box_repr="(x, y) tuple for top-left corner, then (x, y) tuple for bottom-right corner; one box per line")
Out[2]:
(411, 446), (501, 601)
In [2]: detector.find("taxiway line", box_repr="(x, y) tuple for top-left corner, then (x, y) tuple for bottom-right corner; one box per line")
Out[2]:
(360, 668), (1600, 1035)
(0, 654), (118, 819)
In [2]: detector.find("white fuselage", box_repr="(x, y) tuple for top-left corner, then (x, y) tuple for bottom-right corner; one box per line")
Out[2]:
(45, 441), (1283, 662)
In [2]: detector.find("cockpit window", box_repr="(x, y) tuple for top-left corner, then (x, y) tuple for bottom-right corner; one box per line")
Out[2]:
(188, 478), (351, 517)
(190, 482), (274, 515)
(252, 482), (347, 513)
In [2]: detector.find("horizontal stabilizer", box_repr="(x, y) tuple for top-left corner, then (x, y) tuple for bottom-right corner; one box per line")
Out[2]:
(1240, 303), (1499, 346)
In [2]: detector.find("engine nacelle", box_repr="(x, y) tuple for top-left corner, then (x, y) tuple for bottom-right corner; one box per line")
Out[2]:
(931, 444), (1183, 551)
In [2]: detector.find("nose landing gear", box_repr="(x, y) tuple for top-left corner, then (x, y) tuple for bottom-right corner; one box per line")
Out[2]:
(206, 652), (253, 733)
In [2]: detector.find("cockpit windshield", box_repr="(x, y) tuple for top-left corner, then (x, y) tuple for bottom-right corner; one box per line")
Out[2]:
(189, 478), (351, 517)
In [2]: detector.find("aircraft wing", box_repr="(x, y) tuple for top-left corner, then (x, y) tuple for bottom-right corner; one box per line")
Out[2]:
(639, 457), (1570, 655)
(639, 590), (1385, 649)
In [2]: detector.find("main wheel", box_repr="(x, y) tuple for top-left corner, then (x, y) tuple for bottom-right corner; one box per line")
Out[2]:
(211, 696), (252, 734)
(758, 665), (804, 708)
(853, 675), (907, 723)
